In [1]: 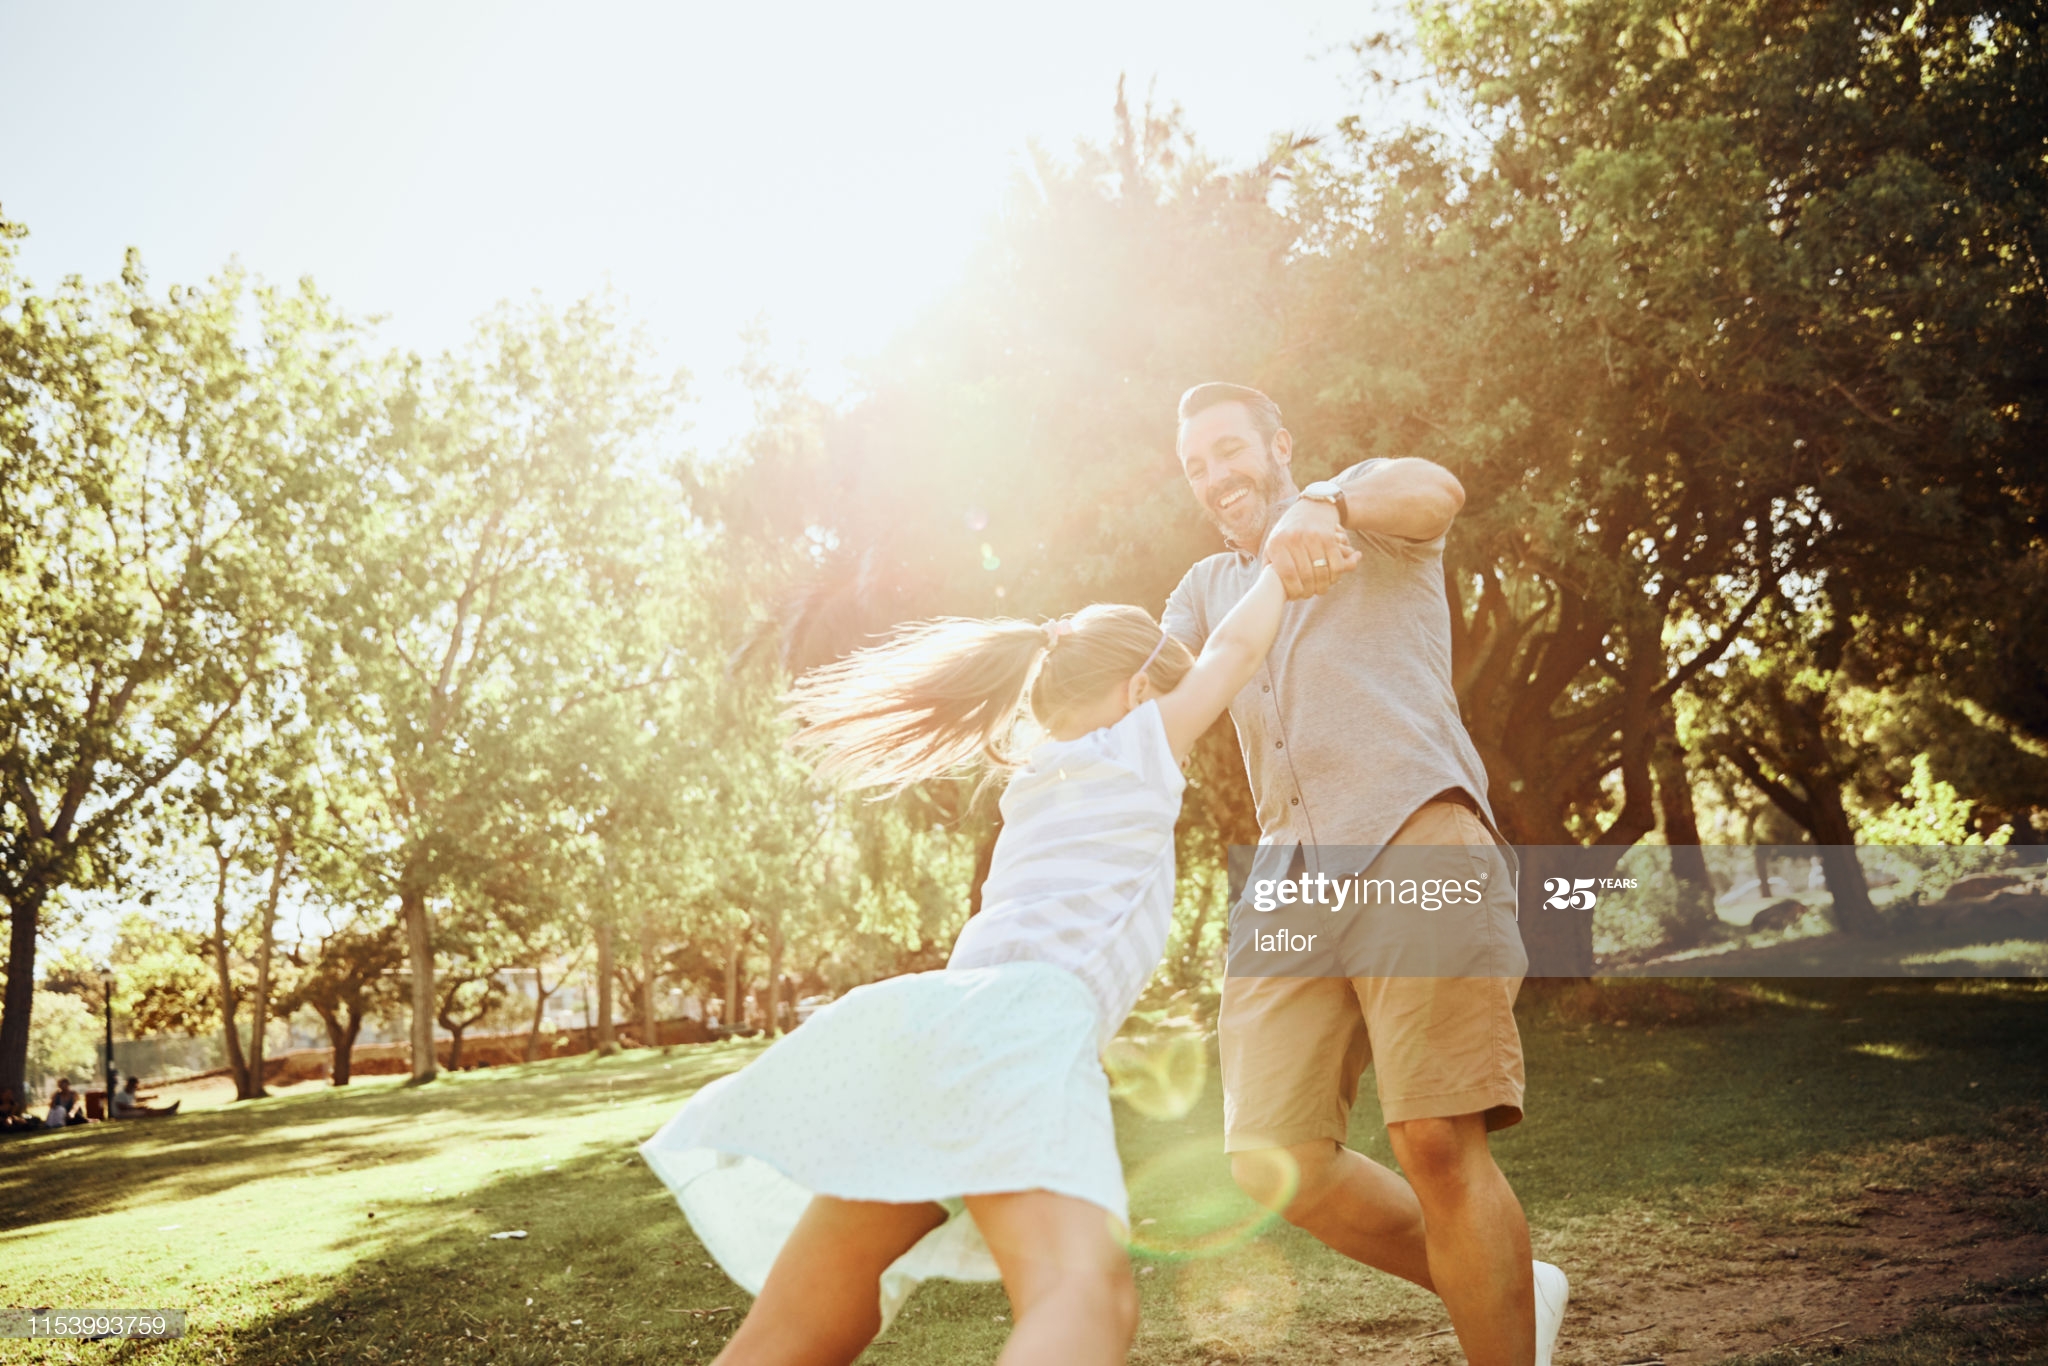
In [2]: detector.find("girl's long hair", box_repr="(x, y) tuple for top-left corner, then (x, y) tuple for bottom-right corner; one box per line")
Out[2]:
(784, 603), (1194, 793)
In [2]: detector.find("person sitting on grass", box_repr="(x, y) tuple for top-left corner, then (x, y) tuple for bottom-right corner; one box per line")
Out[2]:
(44, 1077), (88, 1128)
(642, 559), (1327, 1366)
(0, 1086), (39, 1134)
(110, 1074), (180, 1119)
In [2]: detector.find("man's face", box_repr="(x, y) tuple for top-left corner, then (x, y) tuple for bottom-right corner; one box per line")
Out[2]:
(1177, 401), (1292, 547)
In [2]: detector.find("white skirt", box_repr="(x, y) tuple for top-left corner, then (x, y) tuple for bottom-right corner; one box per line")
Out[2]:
(639, 960), (1126, 1327)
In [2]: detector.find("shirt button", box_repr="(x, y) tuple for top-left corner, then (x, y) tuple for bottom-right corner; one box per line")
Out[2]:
(1262, 684), (1271, 693)
(1274, 739), (1284, 749)
(1291, 796), (1300, 806)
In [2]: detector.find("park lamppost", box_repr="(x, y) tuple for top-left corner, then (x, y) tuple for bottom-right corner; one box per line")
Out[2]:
(96, 962), (115, 1101)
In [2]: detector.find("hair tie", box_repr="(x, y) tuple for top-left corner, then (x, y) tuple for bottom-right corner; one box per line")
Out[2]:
(1043, 619), (1075, 651)
(1138, 628), (1170, 676)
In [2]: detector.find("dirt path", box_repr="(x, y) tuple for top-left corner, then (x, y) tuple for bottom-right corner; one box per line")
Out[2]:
(1551, 1190), (2045, 1366)
(1347, 1189), (2048, 1366)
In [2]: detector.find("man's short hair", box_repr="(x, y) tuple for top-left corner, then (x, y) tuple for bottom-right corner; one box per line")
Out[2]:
(1177, 382), (1283, 449)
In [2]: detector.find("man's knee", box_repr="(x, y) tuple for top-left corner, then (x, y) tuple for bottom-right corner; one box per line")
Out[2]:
(1230, 1140), (1342, 1217)
(1387, 1114), (1488, 1193)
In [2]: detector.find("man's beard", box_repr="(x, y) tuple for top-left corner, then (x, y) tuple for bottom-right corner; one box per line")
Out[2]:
(1207, 452), (1290, 544)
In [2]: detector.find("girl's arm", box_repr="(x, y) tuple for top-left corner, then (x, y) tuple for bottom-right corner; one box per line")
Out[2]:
(1154, 556), (1351, 762)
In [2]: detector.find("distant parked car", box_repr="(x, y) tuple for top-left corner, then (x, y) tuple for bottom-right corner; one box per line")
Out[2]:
(794, 995), (832, 1025)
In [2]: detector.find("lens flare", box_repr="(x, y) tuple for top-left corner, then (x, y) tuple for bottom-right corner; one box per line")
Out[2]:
(1173, 1237), (1301, 1356)
(1124, 1141), (1297, 1260)
(1102, 1024), (1207, 1121)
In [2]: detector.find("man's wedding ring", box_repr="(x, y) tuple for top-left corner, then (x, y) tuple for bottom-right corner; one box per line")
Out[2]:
(1311, 557), (1328, 568)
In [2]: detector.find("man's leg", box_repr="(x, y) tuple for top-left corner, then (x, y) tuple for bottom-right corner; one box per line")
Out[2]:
(1388, 1113), (1534, 1366)
(1229, 1140), (1434, 1289)
(1218, 959), (1441, 1291)
(1365, 799), (1537, 1366)
(1227, 800), (1540, 1358)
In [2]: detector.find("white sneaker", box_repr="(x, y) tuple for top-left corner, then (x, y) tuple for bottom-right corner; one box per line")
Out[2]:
(1533, 1261), (1570, 1366)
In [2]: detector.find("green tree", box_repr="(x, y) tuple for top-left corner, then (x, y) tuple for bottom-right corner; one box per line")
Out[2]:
(0, 229), (379, 1098)
(277, 916), (401, 1085)
(318, 297), (683, 1083)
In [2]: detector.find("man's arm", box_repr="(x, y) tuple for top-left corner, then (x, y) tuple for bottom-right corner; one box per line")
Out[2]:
(1333, 457), (1465, 541)
(1265, 458), (1464, 598)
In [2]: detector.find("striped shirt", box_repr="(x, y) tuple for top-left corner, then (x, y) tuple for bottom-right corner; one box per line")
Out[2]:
(948, 700), (1186, 1045)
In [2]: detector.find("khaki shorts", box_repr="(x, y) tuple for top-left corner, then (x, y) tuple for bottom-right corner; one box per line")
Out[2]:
(1220, 799), (1527, 1152)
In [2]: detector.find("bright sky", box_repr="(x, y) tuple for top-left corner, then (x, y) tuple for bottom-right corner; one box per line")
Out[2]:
(1, 1), (1399, 449)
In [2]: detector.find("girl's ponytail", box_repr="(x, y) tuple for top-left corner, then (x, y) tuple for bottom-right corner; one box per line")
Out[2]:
(784, 617), (1051, 793)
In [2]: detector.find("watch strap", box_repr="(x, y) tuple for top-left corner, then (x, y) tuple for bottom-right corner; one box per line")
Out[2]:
(1302, 481), (1349, 528)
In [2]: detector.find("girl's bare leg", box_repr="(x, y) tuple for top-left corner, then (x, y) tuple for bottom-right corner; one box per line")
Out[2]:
(964, 1190), (1138, 1366)
(713, 1195), (947, 1366)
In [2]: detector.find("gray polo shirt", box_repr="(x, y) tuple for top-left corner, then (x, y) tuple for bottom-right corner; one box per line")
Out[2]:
(1161, 461), (1496, 873)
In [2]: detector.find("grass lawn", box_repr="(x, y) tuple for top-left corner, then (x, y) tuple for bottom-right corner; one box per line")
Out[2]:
(2, 979), (2045, 1365)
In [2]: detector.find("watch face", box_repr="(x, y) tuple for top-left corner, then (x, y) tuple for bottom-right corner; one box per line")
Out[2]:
(1302, 481), (1340, 502)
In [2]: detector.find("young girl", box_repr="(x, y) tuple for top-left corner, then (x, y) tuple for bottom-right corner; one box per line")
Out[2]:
(642, 555), (1344, 1366)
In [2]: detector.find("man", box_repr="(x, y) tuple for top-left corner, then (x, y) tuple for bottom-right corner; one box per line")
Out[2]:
(1161, 383), (1567, 1366)
(110, 1074), (180, 1119)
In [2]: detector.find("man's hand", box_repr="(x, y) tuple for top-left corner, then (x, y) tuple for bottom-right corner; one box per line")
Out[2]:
(1264, 499), (1361, 599)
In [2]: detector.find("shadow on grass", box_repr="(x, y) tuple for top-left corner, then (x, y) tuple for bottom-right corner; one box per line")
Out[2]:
(0, 1043), (760, 1233)
(169, 1142), (750, 1366)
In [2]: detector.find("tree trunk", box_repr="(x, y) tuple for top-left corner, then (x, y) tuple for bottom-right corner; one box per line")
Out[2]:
(723, 925), (747, 1030)
(766, 911), (785, 1036)
(210, 847), (255, 1099)
(524, 963), (557, 1063)
(1654, 716), (1719, 947)
(639, 915), (660, 1047)
(246, 831), (291, 1101)
(611, 966), (644, 1045)
(1594, 633), (1661, 849)
(595, 917), (618, 1055)
(335, 1010), (362, 1085)
(1725, 740), (1881, 937)
(314, 1002), (365, 1086)
(400, 885), (437, 1085)
(1754, 846), (1774, 899)
(1810, 789), (1882, 935)
(0, 886), (49, 1102)
(438, 977), (497, 1071)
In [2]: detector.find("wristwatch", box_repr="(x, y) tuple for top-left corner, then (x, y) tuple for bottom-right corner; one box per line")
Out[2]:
(1298, 479), (1349, 527)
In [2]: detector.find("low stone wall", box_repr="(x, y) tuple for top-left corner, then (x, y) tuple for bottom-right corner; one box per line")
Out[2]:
(170, 1016), (718, 1086)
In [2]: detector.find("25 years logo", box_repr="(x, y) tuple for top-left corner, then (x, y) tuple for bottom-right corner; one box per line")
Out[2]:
(1542, 877), (1597, 911)
(1541, 875), (1638, 910)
